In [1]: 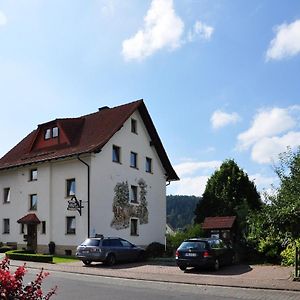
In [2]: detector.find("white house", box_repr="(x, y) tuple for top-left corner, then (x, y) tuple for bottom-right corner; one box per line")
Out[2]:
(0, 100), (179, 255)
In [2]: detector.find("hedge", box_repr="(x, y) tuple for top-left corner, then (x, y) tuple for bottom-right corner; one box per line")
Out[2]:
(0, 246), (14, 253)
(5, 250), (53, 263)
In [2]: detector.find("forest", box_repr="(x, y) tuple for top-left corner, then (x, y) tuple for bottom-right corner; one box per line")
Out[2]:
(166, 195), (200, 230)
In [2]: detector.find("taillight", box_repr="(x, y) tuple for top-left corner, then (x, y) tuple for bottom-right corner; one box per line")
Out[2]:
(175, 250), (179, 258)
(203, 251), (211, 258)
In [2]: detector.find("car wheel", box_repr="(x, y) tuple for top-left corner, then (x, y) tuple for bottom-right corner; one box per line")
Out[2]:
(213, 259), (220, 271)
(138, 251), (145, 262)
(179, 265), (187, 271)
(106, 254), (116, 266)
(82, 260), (92, 266)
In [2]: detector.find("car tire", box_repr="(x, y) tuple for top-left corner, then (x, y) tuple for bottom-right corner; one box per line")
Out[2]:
(179, 265), (187, 271)
(82, 260), (92, 266)
(105, 254), (116, 266)
(213, 259), (220, 271)
(138, 251), (145, 262)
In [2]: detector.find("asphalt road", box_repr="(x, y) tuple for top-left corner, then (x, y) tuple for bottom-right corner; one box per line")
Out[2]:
(23, 269), (300, 300)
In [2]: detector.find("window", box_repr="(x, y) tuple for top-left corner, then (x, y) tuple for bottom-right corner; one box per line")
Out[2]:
(20, 223), (25, 234)
(130, 152), (138, 168)
(30, 169), (38, 181)
(130, 218), (139, 236)
(112, 145), (121, 163)
(3, 188), (10, 203)
(131, 119), (137, 134)
(3, 219), (9, 234)
(66, 178), (76, 197)
(66, 216), (76, 234)
(29, 194), (38, 210)
(45, 127), (59, 140)
(41, 221), (46, 234)
(44, 129), (51, 140)
(130, 185), (138, 203)
(52, 127), (59, 138)
(146, 157), (152, 173)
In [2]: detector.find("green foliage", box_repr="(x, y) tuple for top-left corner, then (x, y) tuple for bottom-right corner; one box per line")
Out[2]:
(280, 239), (300, 266)
(246, 147), (300, 263)
(194, 159), (261, 242)
(6, 250), (53, 263)
(167, 224), (203, 253)
(167, 195), (200, 229)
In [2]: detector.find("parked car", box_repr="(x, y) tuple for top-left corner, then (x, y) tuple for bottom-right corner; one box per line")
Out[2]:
(175, 237), (235, 271)
(76, 237), (145, 266)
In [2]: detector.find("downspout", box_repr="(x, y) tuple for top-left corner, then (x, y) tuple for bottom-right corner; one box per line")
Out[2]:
(77, 155), (90, 238)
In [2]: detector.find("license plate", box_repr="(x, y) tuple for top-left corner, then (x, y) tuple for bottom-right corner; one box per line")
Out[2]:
(185, 253), (197, 257)
(81, 250), (89, 254)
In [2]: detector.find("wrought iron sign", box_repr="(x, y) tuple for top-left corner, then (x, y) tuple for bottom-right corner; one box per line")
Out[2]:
(67, 195), (84, 216)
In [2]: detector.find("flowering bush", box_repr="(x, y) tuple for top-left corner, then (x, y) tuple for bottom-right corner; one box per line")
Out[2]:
(0, 257), (57, 300)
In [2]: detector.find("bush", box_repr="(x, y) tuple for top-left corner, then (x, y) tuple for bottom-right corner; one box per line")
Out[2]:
(145, 242), (165, 258)
(0, 257), (57, 299)
(167, 224), (203, 254)
(281, 239), (300, 266)
(0, 246), (13, 253)
(5, 250), (53, 263)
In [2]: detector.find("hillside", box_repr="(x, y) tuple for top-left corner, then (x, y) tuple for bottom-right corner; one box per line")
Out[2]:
(166, 195), (201, 230)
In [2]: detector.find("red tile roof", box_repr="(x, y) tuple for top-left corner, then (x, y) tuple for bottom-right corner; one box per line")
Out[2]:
(0, 100), (179, 181)
(202, 216), (236, 230)
(17, 213), (41, 224)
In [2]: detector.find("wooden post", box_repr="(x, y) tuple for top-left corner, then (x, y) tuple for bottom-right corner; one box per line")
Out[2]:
(296, 247), (299, 278)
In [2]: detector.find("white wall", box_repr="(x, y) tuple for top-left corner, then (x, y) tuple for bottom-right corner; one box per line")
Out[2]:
(90, 111), (167, 246)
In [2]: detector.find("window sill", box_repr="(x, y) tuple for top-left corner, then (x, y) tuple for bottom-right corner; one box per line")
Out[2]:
(3, 202), (10, 204)
(3, 232), (10, 235)
(112, 161), (122, 164)
(130, 234), (139, 237)
(66, 232), (76, 235)
(130, 166), (139, 170)
(130, 201), (139, 205)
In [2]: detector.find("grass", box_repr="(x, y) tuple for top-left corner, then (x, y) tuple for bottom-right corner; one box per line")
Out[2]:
(53, 255), (79, 264)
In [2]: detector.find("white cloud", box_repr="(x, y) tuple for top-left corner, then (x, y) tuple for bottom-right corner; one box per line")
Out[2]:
(187, 20), (214, 42)
(167, 176), (209, 196)
(237, 107), (297, 150)
(211, 110), (241, 129)
(251, 131), (300, 164)
(174, 160), (221, 177)
(122, 0), (184, 61)
(237, 106), (300, 164)
(0, 11), (7, 26)
(121, 0), (214, 61)
(249, 173), (277, 188)
(266, 19), (300, 60)
(167, 159), (221, 196)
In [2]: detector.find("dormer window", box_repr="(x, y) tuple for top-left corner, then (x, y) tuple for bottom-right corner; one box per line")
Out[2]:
(45, 129), (51, 140)
(44, 127), (59, 140)
(131, 119), (137, 134)
(52, 127), (59, 137)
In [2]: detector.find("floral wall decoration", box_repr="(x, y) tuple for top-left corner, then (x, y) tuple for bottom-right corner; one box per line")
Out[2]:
(111, 178), (149, 230)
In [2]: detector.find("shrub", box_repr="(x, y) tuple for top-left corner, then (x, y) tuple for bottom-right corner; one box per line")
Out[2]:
(167, 224), (204, 254)
(280, 239), (300, 266)
(5, 250), (53, 263)
(0, 247), (13, 253)
(145, 242), (165, 258)
(0, 257), (57, 299)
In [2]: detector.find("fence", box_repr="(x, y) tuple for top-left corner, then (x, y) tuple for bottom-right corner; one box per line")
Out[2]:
(296, 247), (300, 278)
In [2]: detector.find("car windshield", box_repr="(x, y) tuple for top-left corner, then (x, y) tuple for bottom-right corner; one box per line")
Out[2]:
(81, 239), (100, 246)
(179, 241), (206, 250)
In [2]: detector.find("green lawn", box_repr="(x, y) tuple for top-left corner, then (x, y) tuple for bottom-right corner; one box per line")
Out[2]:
(53, 256), (79, 264)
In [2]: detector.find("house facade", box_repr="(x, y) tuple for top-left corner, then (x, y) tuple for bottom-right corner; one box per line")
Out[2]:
(0, 100), (178, 254)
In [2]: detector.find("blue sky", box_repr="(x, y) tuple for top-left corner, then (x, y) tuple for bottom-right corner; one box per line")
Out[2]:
(0, 0), (300, 197)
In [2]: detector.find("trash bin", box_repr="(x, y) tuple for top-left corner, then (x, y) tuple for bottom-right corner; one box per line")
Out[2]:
(48, 241), (55, 255)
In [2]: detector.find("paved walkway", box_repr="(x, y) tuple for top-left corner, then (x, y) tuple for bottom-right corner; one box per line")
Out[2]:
(1, 253), (299, 292)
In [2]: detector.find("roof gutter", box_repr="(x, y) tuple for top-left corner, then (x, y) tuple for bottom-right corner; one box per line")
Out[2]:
(77, 155), (90, 238)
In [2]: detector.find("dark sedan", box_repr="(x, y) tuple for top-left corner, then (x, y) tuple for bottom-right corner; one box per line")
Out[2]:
(175, 238), (235, 271)
(76, 237), (145, 266)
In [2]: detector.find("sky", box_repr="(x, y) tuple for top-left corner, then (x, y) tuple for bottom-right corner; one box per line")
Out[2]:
(0, 0), (300, 197)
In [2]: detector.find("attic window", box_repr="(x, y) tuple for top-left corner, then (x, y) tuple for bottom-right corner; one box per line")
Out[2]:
(44, 127), (59, 140)
(52, 127), (59, 137)
(131, 119), (137, 134)
(45, 129), (51, 140)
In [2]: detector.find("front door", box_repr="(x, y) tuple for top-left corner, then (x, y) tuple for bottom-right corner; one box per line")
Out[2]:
(27, 224), (37, 252)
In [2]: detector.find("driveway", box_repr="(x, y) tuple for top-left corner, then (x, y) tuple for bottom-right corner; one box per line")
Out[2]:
(3, 254), (298, 292)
